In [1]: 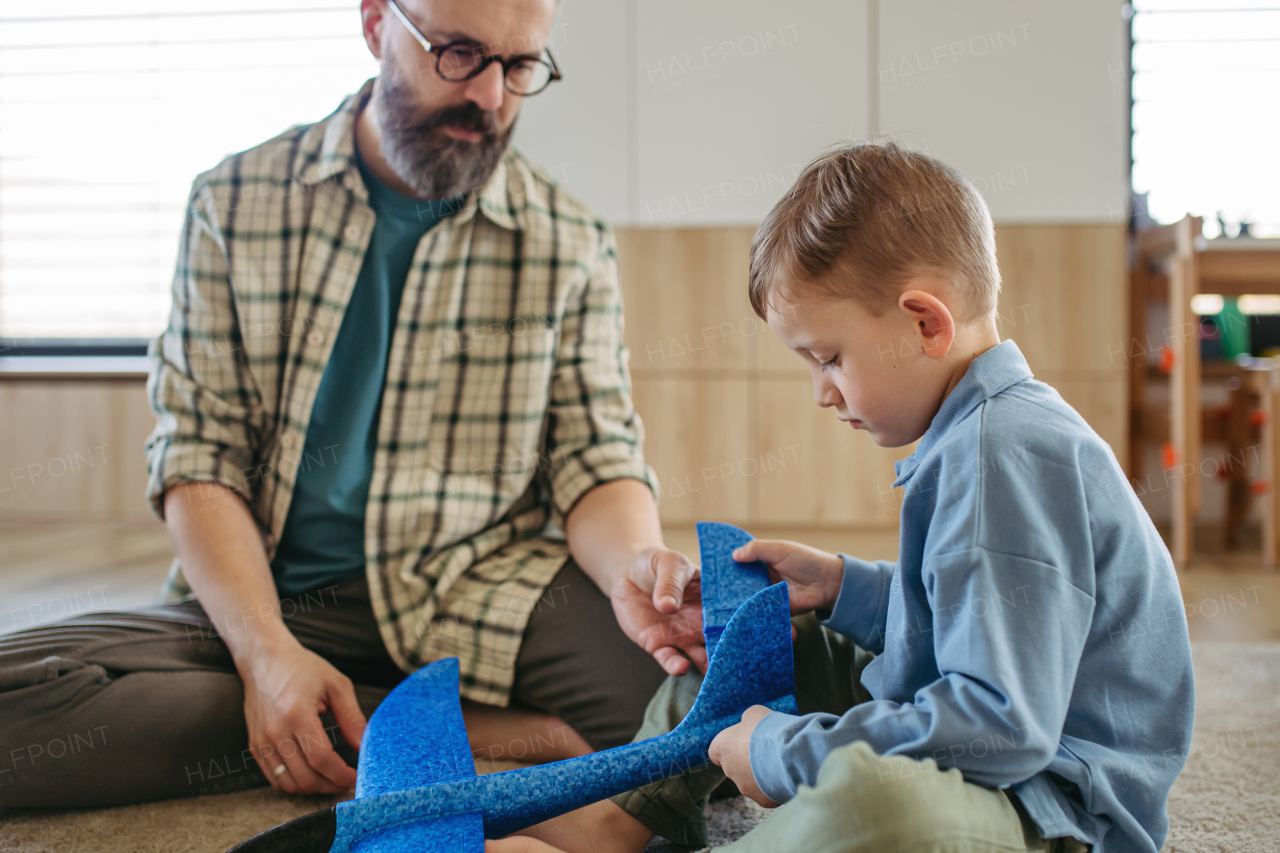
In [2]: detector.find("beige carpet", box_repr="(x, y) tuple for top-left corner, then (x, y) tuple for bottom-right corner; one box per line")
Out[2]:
(1163, 643), (1280, 853)
(1, 643), (1275, 852)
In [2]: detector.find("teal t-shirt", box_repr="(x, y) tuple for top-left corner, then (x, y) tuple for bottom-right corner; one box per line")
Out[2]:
(270, 151), (461, 595)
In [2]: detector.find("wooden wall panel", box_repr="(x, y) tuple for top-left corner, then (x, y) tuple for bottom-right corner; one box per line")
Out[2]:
(631, 376), (752, 524)
(618, 222), (1129, 530)
(992, 224), (1128, 374)
(0, 381), (158, 522)
(617, 227), (758, 376)
(755, 378), (911, 527)
(2, 224), (1126, 528)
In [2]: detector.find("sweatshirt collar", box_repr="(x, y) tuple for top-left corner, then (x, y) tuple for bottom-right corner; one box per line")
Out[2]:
(892, 339), (1033, 486)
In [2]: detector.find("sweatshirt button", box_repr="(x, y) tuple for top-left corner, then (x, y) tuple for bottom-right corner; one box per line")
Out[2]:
(307, 330), (325, 346)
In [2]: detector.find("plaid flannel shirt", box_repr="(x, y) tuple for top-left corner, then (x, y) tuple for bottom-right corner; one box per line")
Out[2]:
(144, 79), (658, 705)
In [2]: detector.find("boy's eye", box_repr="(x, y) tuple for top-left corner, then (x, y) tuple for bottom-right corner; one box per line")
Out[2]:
(819, 356), (838, 371)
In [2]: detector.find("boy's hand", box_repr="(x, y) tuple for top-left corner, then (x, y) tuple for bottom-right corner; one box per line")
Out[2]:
(708, 705), (779, 809)
(733, 540), (844, 614)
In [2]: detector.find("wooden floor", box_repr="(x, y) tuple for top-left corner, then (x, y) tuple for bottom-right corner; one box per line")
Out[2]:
(0, 520), (1276, 642)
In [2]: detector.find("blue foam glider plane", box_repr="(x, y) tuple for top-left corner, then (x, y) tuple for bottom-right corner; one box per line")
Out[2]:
(225, 522), (795, 853)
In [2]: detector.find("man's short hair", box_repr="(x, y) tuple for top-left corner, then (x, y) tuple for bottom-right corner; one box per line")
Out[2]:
(748, 140), (1000, 323)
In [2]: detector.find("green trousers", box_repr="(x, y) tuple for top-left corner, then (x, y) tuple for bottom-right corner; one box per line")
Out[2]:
(611, 616), (1090, 853)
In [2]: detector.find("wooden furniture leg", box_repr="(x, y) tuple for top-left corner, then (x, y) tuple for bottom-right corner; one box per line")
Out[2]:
(1168, 216), (1200, 568)
(1252, 365), (1280, 568)
(1225, 372), (1255, 550)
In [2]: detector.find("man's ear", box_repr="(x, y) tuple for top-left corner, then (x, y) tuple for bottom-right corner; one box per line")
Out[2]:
(360, 0), (387, 60)
(898, 290), (955, 360)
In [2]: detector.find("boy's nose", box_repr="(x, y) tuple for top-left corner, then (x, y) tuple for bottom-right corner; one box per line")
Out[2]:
(813, 376), (842, 409)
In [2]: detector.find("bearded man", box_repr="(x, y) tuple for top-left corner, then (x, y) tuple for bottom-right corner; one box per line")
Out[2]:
(0, 0), (705, 808)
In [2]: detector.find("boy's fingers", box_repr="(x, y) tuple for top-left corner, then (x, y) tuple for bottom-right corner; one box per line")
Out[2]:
(708, 730), (727, 766)
(732, 539), (793, 565)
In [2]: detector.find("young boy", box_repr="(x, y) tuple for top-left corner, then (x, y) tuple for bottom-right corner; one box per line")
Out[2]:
(494, 142), (1194, 853)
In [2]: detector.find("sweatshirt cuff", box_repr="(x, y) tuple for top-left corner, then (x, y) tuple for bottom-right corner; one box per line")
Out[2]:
(820, 554), (892, 642)
(749, 710), (802, 805)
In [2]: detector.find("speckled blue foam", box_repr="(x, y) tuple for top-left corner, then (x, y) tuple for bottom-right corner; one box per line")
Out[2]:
(696, 521), (769, 661)
(328, 522), (794, 853)
(356, 657), (476, 799)
(351, 658), (482, 853)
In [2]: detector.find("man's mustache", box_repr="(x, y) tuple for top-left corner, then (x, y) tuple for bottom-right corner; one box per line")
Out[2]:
(415, 104), (499, 140)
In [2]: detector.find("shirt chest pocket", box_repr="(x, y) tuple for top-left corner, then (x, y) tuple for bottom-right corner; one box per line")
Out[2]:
(427, 325), (559, 485)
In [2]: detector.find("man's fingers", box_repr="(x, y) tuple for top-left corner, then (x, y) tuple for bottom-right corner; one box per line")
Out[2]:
(273, 766), (299, 794)
(486, 837), (569, 853)
(248, 739), (286, 792)
(652, 646), (691, 676)
(275, 729), (341, 794)
(648, 551), (696, 614)
(637, 609), (702, 649)
(328, 679), (368, 751)
(297, 715), (357, 790)
(683, 641), (710, 674)
(258, 738), (303, 794)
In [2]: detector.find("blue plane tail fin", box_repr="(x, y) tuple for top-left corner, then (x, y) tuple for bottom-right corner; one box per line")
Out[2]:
(356, 657), (477, 798)
(696, 521), (770, 662)
(353, 657), (483, 853)
(676, 580), (797, 731)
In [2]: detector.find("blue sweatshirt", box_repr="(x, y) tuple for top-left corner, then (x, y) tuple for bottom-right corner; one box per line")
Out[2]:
(749, 340), (1194, 853)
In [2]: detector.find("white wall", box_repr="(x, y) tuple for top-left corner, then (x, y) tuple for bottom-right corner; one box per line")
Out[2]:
(514, 0), (1129, 226)
(878, 1), (1130, 223)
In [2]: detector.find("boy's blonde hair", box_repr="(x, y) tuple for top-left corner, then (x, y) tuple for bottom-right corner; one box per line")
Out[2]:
(748, 141), (1000, 323)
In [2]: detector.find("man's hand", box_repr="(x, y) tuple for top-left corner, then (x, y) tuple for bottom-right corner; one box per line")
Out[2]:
(240, 639), (367, 795)
(563, 480), (706, 676)
(486, 839), (566, 853)
(610, 546), (707, 676)
(708, 705), (779, 808)
(733, 540), (844, 615)
(165, 482), (365, 796)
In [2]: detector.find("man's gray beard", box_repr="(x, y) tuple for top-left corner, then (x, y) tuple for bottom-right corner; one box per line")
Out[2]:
(373, 72), (516, 199)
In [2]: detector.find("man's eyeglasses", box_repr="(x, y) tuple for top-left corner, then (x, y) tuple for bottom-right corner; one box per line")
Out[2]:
(384, 0), (562, 97)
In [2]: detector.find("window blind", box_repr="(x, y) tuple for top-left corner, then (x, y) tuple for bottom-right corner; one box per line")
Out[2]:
(0, 1), (379, 341)
(1131, 0), (1280, 237)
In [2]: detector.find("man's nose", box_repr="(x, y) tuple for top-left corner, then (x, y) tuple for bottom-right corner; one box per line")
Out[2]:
(463, 61), (506, 111)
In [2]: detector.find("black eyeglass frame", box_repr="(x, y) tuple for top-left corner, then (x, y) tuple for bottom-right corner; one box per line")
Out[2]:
(384, 0), (562, 96)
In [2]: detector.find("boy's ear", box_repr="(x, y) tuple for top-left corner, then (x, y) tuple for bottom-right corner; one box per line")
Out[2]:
(898, 290), (955, 360)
